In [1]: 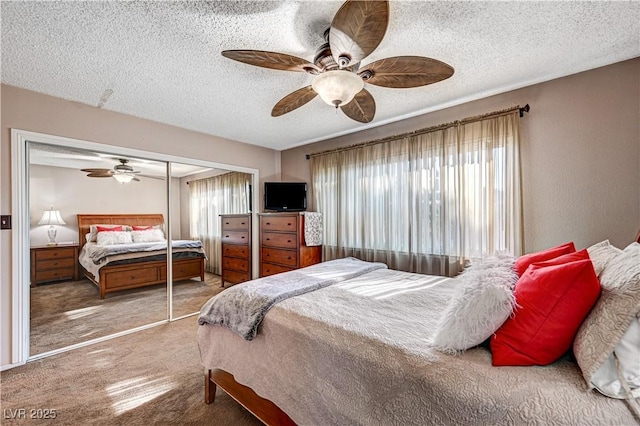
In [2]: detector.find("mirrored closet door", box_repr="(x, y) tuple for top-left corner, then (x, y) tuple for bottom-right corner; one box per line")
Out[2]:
(28, 143), (169, 356)
(168, 162), (253, 319)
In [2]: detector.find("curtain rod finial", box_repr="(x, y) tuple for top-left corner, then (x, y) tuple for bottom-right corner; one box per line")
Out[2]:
(519, 104), (530, 117)
(306, 154), (311, 160)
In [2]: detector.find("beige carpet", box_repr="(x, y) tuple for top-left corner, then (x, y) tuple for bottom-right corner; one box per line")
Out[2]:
(2, 317), (262, 426)
(31, 273), (223, 355)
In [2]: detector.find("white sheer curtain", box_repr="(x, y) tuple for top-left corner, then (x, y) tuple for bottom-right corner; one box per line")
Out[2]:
(311, 111), (523, 276)
(189, 172), (251, 274)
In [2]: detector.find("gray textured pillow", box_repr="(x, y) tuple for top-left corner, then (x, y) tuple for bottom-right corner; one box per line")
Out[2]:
(573, 249), (640, 390)
(432, 255), (517, 354)
(586, 240), (622, 276)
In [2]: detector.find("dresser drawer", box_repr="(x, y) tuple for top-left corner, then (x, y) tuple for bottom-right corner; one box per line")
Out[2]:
(261, 248), (297, 267)
(222, 256), (249, 272)
(35, 247), (75, 261)
(36, 257), (75, 271)
(261, 231), (297, 249)
(174, 260), (203, 280)
(221, 216), (250, 230)
(222, 231), (250, 245)
(223, 244), (250, 259)
(35, 268), (75, 283)
(222, 270), (251, 285)
(260, 215), (298, 232)
(260, 263), (294, 277)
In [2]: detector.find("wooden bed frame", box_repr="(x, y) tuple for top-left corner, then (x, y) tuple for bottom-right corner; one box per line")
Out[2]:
(205, 369), (295, 426)
(77, 214), (205, 299)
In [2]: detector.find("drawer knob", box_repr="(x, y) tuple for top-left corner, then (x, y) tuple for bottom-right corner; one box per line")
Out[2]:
(225, 235), (229, 238)
(54, 262), (58, 266)
(266, 238), (270, 241)
(53, 253), (58, 256)
(287, 240), (291, 243)
(225, 222), (230, 225)
(241, 222), (245, 225)
(287, 256), (291, 260)
(241, 236), (245, 239)
(287, 223), (291, 226)
(266, 222), (270, 225)
(131, 275), (136, 279)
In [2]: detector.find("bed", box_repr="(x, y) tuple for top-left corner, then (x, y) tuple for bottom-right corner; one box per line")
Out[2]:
(197, 252), (639, 425)
(77, 214), (205, 298)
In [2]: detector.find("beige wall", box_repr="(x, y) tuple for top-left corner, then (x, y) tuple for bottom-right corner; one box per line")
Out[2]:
(1, 84), (280, 367)
(29, 164), (182, 246)
(282, 58), (640, 255)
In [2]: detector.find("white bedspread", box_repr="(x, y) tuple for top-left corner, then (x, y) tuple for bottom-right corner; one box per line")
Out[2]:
(198, 268), (636, 425)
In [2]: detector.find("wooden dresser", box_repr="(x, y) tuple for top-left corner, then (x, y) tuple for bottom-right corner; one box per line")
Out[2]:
(220, 214), (252, 287)
(30, 244), (79, 286)
(258, 212), (322, 277)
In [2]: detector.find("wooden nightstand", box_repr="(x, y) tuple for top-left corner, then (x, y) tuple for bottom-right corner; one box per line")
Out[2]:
(30, 244), (79, 286)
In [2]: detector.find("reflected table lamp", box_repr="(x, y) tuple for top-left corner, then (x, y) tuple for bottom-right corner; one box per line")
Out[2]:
(38, 208), (66, 246)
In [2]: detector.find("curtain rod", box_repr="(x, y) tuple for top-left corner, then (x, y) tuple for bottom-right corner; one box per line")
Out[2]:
(305, 104), (530, 160)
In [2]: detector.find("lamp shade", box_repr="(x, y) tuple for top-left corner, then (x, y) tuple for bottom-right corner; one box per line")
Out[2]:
(37, 209), (66, 226)
(312, 70), (364, 107)
(113, 173), (135, 184)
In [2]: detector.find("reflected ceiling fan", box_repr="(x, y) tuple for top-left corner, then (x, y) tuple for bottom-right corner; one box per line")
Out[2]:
(81, 159), (142, 184)
(222, 0), (454, 123)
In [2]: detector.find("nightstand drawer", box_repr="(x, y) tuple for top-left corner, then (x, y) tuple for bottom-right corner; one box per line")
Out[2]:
(36, 257), (75, 271)
(223, 244), (250, 259)
(260, 215), (298, 232)
(35, 268), (75, 283)
(36, 247), (75, 261)
(261, 248), (297, 267)
(221, 216), (250, 230)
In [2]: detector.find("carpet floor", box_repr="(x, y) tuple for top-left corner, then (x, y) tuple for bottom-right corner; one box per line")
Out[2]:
(2, 317), (262, 426)
(31, 273), (223, 355)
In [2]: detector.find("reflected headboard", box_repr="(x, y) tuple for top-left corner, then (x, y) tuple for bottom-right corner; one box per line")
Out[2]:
(77, 214), (164, 251)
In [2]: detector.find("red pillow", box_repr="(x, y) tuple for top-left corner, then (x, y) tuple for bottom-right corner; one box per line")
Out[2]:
(491, 258), (600, 366)
(514, 242), (576, 276)
(96, 225), (123, 232)
(132, 225), (153, 231)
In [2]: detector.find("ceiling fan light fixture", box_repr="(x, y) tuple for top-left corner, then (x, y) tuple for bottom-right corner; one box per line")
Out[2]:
(113, 173), (134, 184)
(312, 70), (364, 108)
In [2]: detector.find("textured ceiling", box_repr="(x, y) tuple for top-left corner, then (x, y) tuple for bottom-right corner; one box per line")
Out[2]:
(2, 1), (639, 151)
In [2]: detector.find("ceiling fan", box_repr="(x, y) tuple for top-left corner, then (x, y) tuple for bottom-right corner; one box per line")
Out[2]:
(81, 159), (141, 183)
(221, 0), (454, 123)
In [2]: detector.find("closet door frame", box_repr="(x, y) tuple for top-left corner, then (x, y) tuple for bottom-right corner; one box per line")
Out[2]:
(11, 128), (259, 366)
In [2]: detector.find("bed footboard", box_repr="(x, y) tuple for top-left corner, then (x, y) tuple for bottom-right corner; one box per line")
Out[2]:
(205, 369), (296, 426)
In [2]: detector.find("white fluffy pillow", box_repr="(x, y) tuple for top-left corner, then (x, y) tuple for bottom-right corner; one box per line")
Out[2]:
(587, 240), (623, 276)
(96, 231), (133, 246)
(432, 255), (518, 353)
(131, 229), (165, 243)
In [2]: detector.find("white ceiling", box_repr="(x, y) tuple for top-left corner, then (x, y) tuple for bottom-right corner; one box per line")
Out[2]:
(28, 143), (214, 178)
(2, 1), (639, 151)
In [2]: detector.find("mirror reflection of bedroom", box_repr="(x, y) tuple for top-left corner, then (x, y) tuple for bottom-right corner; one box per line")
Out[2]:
(28, 143), (252, 356)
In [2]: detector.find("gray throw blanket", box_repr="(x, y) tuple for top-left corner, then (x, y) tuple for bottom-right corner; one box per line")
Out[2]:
(88, 240), (203, 264)
(198, 257), (387, 340)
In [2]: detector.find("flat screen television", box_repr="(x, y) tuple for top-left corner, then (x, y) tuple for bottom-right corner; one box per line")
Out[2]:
(264, 182), (307, 212)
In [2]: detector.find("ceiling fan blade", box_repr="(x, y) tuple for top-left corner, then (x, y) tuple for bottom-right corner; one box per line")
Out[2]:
(329, 0), (389, 68)
(132, 177), (140, 182)
(138, 174), (165, 180)
(271, 86), (318, 117)
(81, 168), (111, 173)
(222, 50), (319, 73)
(341, 88), (375, 123)
(86, 173), (113, 178)
(358, 56), (454, 88)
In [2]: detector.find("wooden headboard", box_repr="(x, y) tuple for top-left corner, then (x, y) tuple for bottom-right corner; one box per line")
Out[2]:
(77, 214), (164, 251)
